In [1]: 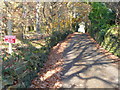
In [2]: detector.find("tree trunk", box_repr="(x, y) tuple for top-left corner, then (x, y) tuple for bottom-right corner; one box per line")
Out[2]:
(36, 2), (40, 34)
(7, 19), (12, 35)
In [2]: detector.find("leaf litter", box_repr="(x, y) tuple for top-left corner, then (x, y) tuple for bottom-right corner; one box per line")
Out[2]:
(30, 33), (74, 88)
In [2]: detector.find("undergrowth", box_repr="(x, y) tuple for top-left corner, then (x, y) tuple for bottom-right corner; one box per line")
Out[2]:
(2, 29), (73, 89)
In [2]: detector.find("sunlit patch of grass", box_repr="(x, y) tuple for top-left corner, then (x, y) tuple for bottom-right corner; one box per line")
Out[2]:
(30, 42), (42, 48)
(30, 40), (45, 49)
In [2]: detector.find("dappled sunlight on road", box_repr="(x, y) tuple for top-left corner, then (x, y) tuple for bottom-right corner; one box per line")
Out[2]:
(30, 32), (119, 88)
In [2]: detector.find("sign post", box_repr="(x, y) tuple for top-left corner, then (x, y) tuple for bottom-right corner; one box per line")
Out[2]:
(9, 43), (12, 54)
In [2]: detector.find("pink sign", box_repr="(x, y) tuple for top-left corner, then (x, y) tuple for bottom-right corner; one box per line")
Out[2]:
(4, 35), (16, 43)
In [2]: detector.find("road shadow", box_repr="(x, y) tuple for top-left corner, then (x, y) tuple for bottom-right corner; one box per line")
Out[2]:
(61, 33), (120, 88)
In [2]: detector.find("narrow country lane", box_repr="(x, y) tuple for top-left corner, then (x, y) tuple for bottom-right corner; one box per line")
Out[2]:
(31, 32), (120, 88)
(61, 33), (120, 88)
